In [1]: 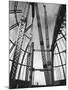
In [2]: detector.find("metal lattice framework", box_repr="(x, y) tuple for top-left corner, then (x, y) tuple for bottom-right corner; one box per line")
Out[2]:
(51, 5), (66, 82)
(9, 1), (66, 88)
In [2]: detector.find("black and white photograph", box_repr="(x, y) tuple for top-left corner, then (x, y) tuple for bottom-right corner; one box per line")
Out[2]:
(9, 1), (66, 89)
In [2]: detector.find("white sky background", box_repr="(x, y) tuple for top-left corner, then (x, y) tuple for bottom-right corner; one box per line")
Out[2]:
(9, 1), (65, 85)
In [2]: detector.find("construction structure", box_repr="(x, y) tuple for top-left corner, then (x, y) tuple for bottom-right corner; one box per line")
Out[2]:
(9, 1), (66, 88)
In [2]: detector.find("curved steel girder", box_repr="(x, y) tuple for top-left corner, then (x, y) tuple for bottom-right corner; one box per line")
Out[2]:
(51, 5), (66, 82)
(51, 5), (66, 51)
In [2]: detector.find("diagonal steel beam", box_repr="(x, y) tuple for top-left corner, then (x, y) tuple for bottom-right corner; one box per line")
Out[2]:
(59, 30), (66, 40)
(9, 41), (16, 54)
(9, 23), (19, 30)
(35, 4), (52, 85)
(10, 23), (32, 32)
(9, 39), (30, 54)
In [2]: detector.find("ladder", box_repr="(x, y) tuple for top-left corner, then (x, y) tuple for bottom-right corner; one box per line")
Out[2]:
(25, 3), (35, 85)
(10, 3), (30, 80)
(25, 42), (34, 86)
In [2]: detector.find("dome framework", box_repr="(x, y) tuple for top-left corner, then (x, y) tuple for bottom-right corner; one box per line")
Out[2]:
(9, 1), (66, 88)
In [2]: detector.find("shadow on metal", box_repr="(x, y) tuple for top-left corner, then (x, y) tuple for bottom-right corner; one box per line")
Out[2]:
(9, 79), (66, 89)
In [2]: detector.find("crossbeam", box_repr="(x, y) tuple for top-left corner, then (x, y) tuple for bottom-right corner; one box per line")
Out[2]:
(9, 10), (22, 14)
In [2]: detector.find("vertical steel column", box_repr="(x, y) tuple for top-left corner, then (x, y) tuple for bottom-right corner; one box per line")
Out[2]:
(43, 5), (53, 85)
(14, 1), (19, 25)
(35, 4), (51, 85)
(29, 42), (34, 86)
(25, 52), (31, 81)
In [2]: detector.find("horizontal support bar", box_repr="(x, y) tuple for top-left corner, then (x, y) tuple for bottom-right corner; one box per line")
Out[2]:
(9, 59), (31, 68)
(54, 64), (66, 68)
(54, 50), (66, 55)
(34, 49), (51, 52)
(9, 10), (22, 14)
(56, 36), (64, 41)
(9, 59), (66, 71)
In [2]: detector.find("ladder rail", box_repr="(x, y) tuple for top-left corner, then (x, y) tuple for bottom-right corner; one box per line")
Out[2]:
(10, 3), (30, 80)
